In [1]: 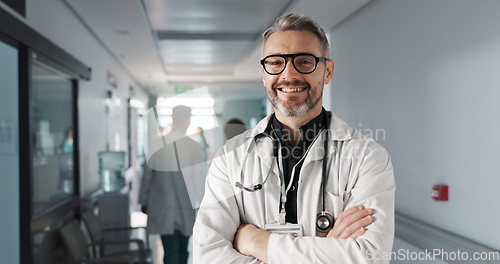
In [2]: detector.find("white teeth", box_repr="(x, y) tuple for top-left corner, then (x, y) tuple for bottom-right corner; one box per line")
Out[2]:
(281, 88), (305, 93)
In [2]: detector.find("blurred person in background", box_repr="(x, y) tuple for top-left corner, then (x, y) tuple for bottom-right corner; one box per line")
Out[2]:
(61, 128), (73, 153)
(193, 126), (209, 158)
(223, 118), (247, 141)
(140, 105), (207, 264)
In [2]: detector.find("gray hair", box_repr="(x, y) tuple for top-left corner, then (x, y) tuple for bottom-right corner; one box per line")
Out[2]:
(263, 13), (330, 57)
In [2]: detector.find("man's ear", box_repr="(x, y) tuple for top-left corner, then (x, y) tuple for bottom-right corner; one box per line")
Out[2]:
(324, 60), (334, 85)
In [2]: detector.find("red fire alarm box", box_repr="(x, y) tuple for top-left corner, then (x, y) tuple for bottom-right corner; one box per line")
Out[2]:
(431, 184), (448, 201)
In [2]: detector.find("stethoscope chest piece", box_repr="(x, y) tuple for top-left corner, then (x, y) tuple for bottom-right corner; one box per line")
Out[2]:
(316, 211), (334, 233)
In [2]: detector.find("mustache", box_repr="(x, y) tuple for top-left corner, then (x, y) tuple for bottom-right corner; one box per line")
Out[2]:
(272, 80), (311, 90)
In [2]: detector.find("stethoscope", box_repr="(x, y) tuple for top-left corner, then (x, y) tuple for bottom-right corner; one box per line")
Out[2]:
(235, 113), (334, 233)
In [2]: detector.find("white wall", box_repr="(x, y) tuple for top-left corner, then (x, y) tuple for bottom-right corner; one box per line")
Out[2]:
(16, 0), (150, 195)
(330, 0), (500, 250)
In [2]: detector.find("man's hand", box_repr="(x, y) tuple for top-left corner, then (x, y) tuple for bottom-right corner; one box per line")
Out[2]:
(234, 224), (271, 263)
(326, 205), (374, 239)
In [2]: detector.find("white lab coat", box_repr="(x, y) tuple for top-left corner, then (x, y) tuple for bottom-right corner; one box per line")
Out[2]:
(139, 130), (207, 236)
(193, 113), (395, 263)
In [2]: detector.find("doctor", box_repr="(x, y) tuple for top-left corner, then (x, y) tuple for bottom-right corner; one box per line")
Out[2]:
(193, 14), (395, 263)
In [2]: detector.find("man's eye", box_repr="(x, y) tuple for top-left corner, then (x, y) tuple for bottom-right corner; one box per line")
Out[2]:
(298, 59), (313, 65)
(267, 60), (283, 65)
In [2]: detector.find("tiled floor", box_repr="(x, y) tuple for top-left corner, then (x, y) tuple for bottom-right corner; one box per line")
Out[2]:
(131, 211), (194, 264)
(391, 237), (450, 264)
(148, 234), (193, 264)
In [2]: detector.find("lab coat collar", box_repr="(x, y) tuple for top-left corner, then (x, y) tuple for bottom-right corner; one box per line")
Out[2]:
(328, 112), (353, 141)
(245, 115), (275, 167)
(304, 112), (353, 162)
(246, 111), (352, 141)
(246, 114), (273, 139)
(246, 111), (353, 162)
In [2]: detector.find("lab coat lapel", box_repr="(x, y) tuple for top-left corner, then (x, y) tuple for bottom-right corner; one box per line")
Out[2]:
(245, 114), (280, 178)
(252, 134), (279, 178)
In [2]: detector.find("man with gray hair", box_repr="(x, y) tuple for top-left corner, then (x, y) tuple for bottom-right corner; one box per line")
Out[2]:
(193, 14), (395, 263)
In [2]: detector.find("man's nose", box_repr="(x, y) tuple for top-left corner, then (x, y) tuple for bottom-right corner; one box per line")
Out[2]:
(280, 59), (301, 79)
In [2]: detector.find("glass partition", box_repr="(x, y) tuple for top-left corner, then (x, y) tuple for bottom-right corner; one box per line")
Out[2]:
(31, 60), (75, 215)
(0, 37), (20, 264)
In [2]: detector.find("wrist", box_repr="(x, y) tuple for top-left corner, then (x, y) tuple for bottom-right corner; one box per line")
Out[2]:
(250, 229), (270, 261)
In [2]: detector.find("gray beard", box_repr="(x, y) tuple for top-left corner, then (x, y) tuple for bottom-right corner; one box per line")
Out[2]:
(270, 88), (323, 117)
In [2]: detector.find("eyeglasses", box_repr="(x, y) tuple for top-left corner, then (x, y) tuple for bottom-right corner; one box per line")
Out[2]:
(260, 53), (329, 75)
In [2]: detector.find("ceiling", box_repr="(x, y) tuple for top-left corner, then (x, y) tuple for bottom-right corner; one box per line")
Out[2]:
(64, 0), (370, 99)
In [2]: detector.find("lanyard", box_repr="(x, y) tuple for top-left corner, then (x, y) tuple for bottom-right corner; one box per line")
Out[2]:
(275, 128), (326, 225)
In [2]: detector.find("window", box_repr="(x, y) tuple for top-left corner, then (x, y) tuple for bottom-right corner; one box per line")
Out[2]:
(31, 58), (77, 215)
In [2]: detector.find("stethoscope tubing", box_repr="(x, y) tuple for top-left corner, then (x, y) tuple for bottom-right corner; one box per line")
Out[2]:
(236, 113), (334, 231)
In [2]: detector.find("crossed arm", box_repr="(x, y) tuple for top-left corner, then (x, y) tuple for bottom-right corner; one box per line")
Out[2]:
(233, 205), (375, 263)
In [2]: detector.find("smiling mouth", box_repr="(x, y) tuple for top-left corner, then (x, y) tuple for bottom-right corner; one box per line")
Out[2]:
(278, 87), (307, 93)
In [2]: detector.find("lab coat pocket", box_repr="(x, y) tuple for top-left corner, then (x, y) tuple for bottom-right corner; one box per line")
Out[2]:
(325, 192), (346, 220)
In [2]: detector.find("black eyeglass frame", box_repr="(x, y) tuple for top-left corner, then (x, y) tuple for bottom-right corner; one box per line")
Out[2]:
(260, 53), (329, 75)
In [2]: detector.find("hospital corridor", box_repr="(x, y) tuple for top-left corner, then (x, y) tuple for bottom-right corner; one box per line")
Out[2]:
(1, 0), (500, 263)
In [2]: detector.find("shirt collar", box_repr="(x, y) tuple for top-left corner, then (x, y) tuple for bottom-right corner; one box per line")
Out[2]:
(271, 108), (326, 146)
(246, 110), (352, 142)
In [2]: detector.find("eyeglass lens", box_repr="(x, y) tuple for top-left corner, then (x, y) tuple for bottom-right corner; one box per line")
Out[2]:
(263, 54), (317, 74)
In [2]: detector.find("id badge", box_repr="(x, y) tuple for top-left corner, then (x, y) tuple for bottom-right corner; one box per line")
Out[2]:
(265, 223), (303, 237)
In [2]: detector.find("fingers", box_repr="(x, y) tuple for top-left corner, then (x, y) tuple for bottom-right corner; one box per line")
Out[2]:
(340, 205), (368, 219)
(327, 205), (368, 238)
(327, 205), (374, 239)
(347, 227), (366, 239)
(338, 213), (373, 239)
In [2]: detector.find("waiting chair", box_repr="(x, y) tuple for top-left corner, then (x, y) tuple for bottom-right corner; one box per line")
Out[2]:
(81, 210), (152, 264)
(59, 219), (133, 264)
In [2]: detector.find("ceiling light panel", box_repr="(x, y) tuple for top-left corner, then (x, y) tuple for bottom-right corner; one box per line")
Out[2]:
(145, 0), (292, 33)
(159, 40), (254, 65)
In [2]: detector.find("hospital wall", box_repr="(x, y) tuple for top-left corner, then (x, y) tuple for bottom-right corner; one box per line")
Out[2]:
(6, 0), (150, 195)
(330, 0), (500, 250)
